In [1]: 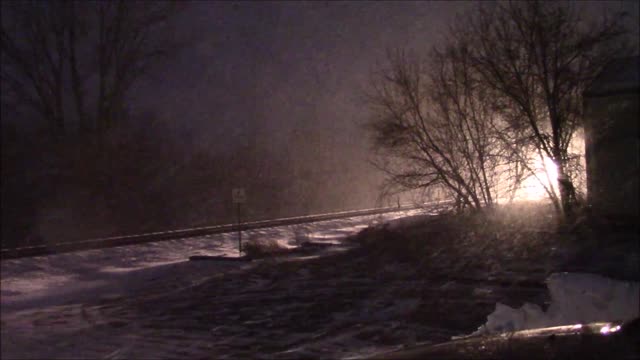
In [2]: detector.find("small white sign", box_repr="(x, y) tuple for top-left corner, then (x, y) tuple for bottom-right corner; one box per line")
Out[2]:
(232, 188), (246, 204)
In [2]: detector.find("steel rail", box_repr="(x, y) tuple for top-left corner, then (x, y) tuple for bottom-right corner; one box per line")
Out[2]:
(1, 203), (445, 260)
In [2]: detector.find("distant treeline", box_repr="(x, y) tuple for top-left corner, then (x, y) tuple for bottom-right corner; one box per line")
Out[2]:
(1, 113), (382, 249)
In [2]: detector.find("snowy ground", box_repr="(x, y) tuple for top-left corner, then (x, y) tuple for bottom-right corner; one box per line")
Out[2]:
(2, 205), (637, 359)
(1, 209), (425, 359)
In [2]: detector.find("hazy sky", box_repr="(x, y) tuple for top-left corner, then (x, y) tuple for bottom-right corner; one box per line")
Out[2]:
(132, 1), (638, 158)
(133, 2), (473, 154)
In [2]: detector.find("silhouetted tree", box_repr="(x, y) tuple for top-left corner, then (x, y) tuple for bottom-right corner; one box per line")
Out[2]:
(1, 0), (183, 135)
(365, 1), (633, 217)
(455, 1), (632, 217)
(366, 49), (518, 211)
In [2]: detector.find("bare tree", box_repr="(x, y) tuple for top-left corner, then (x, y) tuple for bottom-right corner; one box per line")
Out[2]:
(1, 0), (184, 135)
(366, 49), (519, 212)
(1, 2), (68, 135)
(455, 1), (632, 217)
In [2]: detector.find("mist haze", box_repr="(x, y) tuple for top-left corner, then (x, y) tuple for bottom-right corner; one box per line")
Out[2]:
(2, 1), (637, 247)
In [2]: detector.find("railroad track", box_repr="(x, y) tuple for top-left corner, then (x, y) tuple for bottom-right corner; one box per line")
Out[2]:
(1, 202), (447, 260)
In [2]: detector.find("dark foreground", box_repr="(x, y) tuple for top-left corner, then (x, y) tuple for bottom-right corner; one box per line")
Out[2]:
(367, 319), (640, 360)
(3, 204), (637, 359)
(86, 205), (638, 358)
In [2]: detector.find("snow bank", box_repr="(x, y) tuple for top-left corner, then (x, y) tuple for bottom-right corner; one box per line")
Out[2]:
(470, 272), (640, 336)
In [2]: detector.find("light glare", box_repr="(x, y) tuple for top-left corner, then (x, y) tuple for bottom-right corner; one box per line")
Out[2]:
(599, 324), (621, 335)
(514, 155), (560, 201)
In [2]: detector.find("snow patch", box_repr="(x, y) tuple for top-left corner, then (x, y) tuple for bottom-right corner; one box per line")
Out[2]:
(470, 272), (640, 336)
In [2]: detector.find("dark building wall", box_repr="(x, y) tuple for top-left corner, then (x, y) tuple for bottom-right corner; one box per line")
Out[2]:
(583, 92), (639, 220)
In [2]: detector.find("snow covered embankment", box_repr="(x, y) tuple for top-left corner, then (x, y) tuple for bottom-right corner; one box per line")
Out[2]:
(470, 272), (639, 336)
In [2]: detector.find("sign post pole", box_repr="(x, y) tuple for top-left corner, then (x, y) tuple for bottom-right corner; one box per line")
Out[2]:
(236, 202), (242, 255)
(232, 188), (246, 256)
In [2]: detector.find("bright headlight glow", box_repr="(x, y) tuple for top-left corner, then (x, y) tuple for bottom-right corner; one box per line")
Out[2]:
(515, 155), (559, 201)
(599, 324), (621, 335)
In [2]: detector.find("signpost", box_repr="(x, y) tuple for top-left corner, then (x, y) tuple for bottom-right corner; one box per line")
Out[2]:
(232, 188), (246, 255)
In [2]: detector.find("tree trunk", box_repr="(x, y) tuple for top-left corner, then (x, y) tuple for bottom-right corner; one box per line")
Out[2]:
(556, 160), (576, 219)
(68, 3), (88, 132)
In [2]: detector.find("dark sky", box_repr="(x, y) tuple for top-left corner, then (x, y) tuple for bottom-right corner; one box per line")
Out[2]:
(131, 1), (638, 159)
(132, 1), (473, 155)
